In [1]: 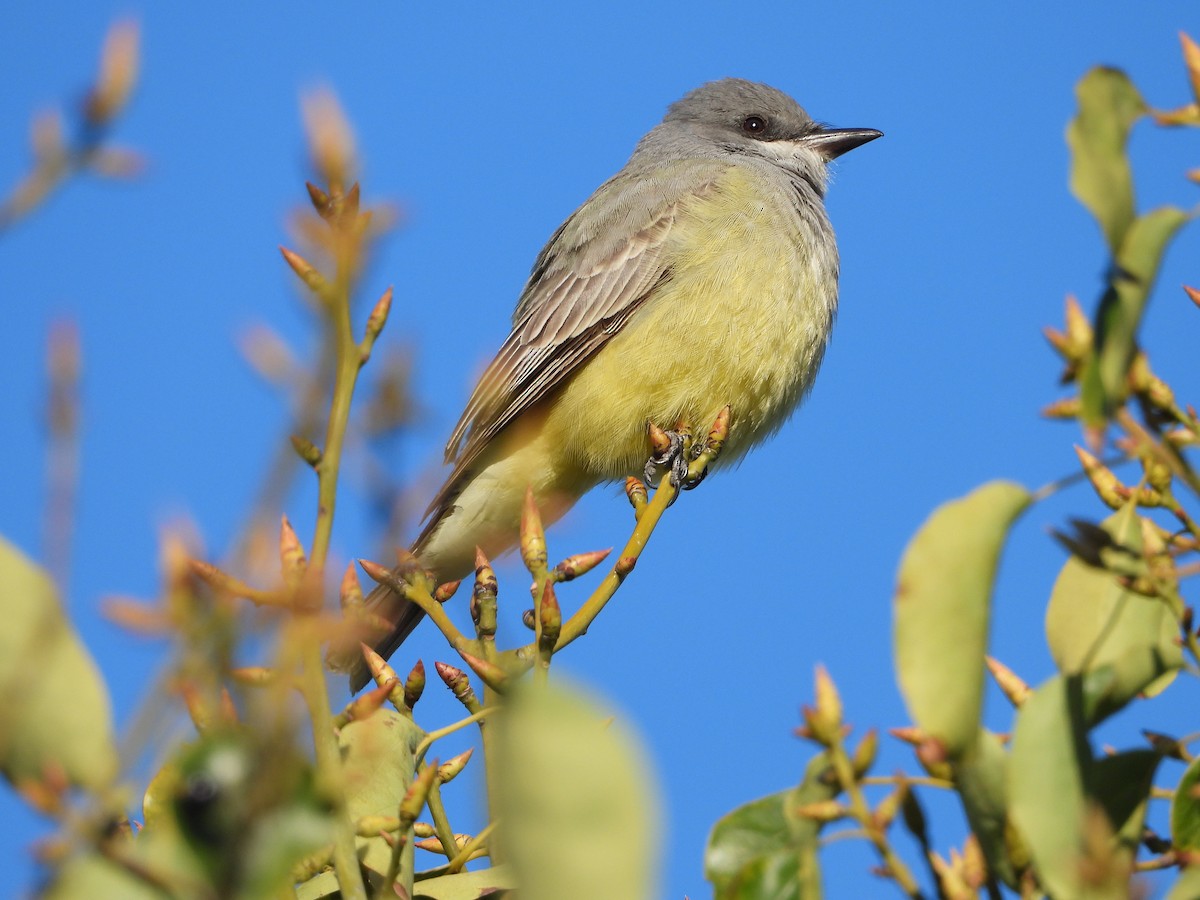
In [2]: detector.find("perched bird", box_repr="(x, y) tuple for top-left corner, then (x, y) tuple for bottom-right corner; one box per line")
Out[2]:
(347, 78), (880, 691)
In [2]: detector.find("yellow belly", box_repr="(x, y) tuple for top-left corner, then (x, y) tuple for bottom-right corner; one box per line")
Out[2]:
(544, 164), (838, 479)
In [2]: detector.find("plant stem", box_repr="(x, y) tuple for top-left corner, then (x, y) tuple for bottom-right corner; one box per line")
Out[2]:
(299, 202), (372, 900)
(445, 822), (496, 874)
(413, 707), (496, 762)
(425, 780), (459, 862)
(299, 632), (367, 900)
(555, 471), (679, 650)
(829, 733), (924, 899)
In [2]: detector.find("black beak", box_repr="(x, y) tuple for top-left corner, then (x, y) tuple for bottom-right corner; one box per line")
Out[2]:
(803, 127), (883, 160)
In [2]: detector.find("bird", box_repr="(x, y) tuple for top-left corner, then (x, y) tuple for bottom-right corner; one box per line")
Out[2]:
(345, 78), (880, 691)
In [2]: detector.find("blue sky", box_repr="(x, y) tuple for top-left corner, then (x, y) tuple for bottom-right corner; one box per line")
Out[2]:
(3, 2), (1199, 897)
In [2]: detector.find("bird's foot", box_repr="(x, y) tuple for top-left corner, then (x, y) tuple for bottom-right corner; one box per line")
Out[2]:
(643, 420), (697, 491)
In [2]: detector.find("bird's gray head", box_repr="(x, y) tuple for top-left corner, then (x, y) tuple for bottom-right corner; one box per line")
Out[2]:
(643, 78), (881, 193)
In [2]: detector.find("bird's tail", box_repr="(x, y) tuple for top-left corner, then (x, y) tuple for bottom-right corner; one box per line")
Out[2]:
(345, 580), (426, 693)
(341, 506), (453, 694)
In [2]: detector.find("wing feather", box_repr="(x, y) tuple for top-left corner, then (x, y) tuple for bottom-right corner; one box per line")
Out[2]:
(427, 164), (724, 523)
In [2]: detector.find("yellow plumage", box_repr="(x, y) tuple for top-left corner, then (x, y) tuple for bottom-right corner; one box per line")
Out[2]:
(419, 164), (838, 580)
(343, 78), (879, 691)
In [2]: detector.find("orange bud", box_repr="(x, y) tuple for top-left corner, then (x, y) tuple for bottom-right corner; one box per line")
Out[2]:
(985, 656), (1031, 707)
(434, 580), (462, 603)
(553, 548), (612, 581)
(538, 580), (561, 653)
(279, 515), (307, 586)
(706, 405), (731, 458)
(364, 286), (393, 345)
(83, 20), (139, 126)
(404, 659), (426, 711)
(340, 562), (364, 611)
(647, 420), (672, 458)
(519, 486), (548, 574)
(279, 246), (326, 294)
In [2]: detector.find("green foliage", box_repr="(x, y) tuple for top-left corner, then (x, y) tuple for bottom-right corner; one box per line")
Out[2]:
(1070, 67), (1191, 426)
(893, 481), (1031, 760)
(705, 753), (835, 899)
(495, 683), (659, 900)
(0, 536), (117, 793)
(1173, 756), (1200, 852)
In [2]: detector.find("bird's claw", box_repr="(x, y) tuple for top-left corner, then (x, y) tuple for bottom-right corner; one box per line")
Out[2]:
(643, 428), (709, 496)
(643, 430), (686, 485)
(680, 464), (708, 490)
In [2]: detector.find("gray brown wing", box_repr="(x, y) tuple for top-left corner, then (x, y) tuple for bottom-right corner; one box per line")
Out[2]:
(435, 181), (718, 494)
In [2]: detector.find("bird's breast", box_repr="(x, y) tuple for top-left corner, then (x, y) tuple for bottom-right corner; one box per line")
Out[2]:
(547, 164), (840, 481)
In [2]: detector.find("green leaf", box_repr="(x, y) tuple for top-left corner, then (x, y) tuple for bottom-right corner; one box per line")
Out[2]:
(1046, 506), (1182, 723)
(0, 535), (117, 790)
(1172, 755), (1200, 851)
(705, 752), (834, 899)
(1165, 865), (1200, 900)
(723, 850), (804, 900)
(156, 731), (334, 897)
(893, 481), (1031, 759)
(1009, 676), (1095, 899)
(1092, 749), (1159, 874)
(340, 708), (425, 878)
(40, 854), (167, 900)
(1010, 676), (1141, 898)
(952, 730), (1019, 889)
(1081, 205), (1191, 424)
(495, 682), (659, 900)
(1066, 67), (1145, 253)
(413, 865), (516, 899)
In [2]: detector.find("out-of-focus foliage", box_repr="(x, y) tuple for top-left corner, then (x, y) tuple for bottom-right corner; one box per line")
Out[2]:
(0, 537), (117, 793)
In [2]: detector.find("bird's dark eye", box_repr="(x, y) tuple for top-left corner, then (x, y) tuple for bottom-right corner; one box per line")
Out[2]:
(741, 115), (768, 135)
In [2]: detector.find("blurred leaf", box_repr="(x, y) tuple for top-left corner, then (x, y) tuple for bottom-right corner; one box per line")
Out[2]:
(1166, 865), (1200, 900)
(340, 708), (424, 878)
(1009, 676), (1093, 899)
(723, 851), (804, 900)
(706, 752), (834, 899)
(953, 730), (1018, 889)
(1046, 507), (1181, 722)
(1092, 749), (1159, 873)
(1066, 67), (1145, 253)
(893, 481), (1031, 759)
(413, 865), (516, 898)
(1172, 755), (1200, 851)
(495, 682), (659, 900)
(0, 534), (117, 790)
(1080, 206), (1190, 424)
(40, 854), (166, 900)
(1010, 676), (1137, 899)
(295, 870), (340, 900)
(159, 731), (334, 898)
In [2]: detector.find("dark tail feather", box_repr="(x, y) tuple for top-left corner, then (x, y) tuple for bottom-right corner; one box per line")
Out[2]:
(346, 581), (428, 693)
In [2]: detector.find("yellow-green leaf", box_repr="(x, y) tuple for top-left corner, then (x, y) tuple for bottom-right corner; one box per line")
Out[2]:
(1166, 865), (1200, 900)
(340, 708), (424, 878)
(705, 752), (834, 899)
(1046, 506), (1181, 722)
(1066, 67), (1145, 252)
(0, 535), (116, 790)
(1092, 749), (1160, 875)
(1009, 676), (1095, 899)
(413, 865), (517, 899)
(1172, 755), (1200, 851)
(1080, 205), (1191, 425)
(893, 481), (1031, 759)
(953, 730), (1018, 889)
(495, 682), (659, 900)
